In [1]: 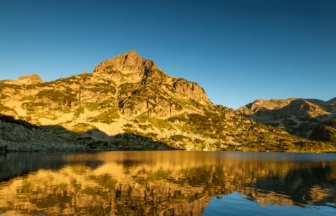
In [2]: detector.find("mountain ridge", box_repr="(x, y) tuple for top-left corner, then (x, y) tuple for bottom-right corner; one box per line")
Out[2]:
(0, 51), (335, 153)
(238, 97), (336, 140)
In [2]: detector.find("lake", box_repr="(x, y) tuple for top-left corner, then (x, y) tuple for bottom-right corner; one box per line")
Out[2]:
(0, 151), (336, 215)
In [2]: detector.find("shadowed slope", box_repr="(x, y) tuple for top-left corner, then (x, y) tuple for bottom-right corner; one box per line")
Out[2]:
(310, 117), (336, 142)
(238, 98), (336, 140)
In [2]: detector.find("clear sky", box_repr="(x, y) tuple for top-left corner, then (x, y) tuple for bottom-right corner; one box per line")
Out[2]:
(1, 0), (335, 109)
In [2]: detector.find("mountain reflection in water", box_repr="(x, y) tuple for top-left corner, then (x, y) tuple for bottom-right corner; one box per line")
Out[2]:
(0, 151), (336, 215)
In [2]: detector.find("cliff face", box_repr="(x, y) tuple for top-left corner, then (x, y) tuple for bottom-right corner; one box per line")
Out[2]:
(0, 51), (335, 152)
(238, 98), (336, 140)
(92, 51), (208, 118)
(94, 50), (157, 75)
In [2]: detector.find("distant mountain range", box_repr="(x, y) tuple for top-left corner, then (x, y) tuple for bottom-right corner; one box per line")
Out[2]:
(237, 97), (336, 142)
(0, 51), (335, 153)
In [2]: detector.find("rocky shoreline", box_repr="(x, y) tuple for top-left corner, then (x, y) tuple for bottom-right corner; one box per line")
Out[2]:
(1, 118), (335, 154)
(0, 118), (175, 153)
(0, 140), (90, 153)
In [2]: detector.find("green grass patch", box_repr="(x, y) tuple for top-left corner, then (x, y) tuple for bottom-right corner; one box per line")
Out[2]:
(85, 102), (100, 111)
(137, 115), (173, 130)
(20, 95), (34, 101)
(120, 72), (135, 82)
(63, 108), (71, 114)
(74, 107), (84, 117)
(88, 106), (119, 123)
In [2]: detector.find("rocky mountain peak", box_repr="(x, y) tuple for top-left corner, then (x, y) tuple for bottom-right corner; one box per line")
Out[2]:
(244, 98), (299, 112)
(94, 50), (158, 75)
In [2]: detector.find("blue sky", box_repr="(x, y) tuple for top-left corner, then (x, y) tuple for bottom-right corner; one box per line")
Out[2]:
(1, 0), (335, 109)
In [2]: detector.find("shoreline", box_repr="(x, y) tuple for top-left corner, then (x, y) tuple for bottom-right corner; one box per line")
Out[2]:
(1, 145), (335, 154)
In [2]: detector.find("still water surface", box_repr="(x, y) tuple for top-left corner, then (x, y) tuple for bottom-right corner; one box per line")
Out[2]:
(0, 151), (336, 215)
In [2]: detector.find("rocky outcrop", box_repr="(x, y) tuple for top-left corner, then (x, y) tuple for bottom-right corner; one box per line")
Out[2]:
(18, 74), (44, 83)
(120, 84), (183, 117)
(94, 50), (157, 75)
(110, 71), (121, 81)
(4, 74), (44, 85)
(0, 118), (86, 152)
(0, 121), (57, 143)
(0, 115), (175, 152)
(174, 79), (208, 101)
(33, 90), (78, 109)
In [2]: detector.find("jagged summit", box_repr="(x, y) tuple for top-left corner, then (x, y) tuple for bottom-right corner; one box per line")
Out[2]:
(94, 50), (158, 75)
(92, 50), (165, 85)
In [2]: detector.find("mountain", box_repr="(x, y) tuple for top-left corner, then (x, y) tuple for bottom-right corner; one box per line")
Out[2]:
(237, 98), (336, 140)
(0, 51), (335, 153)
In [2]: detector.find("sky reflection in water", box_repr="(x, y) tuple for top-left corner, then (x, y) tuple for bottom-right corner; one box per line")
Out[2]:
(0, 151), (336, 215)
